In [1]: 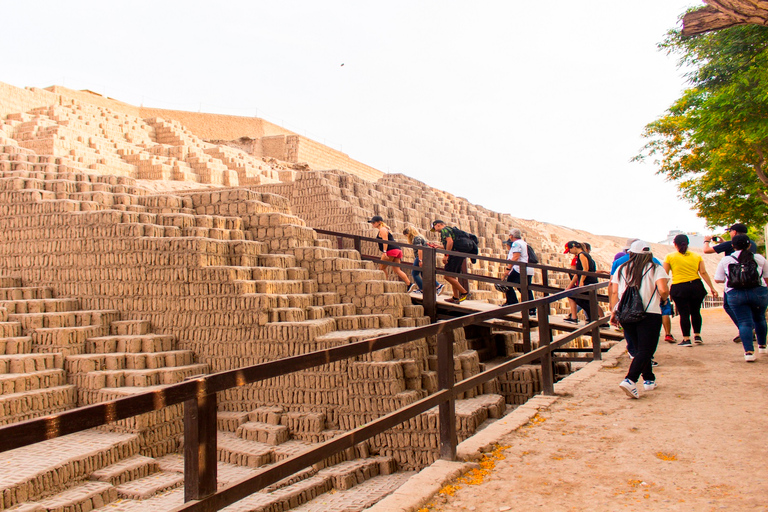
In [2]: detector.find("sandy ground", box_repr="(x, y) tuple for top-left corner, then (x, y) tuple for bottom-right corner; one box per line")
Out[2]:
(422, 308), (768, 512)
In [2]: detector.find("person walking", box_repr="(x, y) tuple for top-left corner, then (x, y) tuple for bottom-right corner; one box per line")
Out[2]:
(368, 215), (414, 291)
(612, 242), (675, 345)
(502, 228), (535, 315)
(703, 223), (758, 344)
(402, 226), (444, 295)
(563, 241), (598, 323)
(713, 234), (768, 362)
(430, 220), (469, 303)
(663, 234), (718, 347)
(609, 240), (670, 399)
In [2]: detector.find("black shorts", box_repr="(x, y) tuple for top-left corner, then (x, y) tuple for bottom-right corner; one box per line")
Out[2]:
(445, 255), (465, 274)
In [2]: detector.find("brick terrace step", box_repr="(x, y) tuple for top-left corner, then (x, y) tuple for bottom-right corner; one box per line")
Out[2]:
(86, 334), (176, 353)
(90, 454), (160, 486)
(0, 298), (80, 314)
(0, 368), (67, 394)
(0, 353), (62, 373)
(115, 470), (183, 500)
(34, 480), (118, 511)
(0, 385), (76, 425)
(0, 287), (53, 301)
(0, 430), (139, 508)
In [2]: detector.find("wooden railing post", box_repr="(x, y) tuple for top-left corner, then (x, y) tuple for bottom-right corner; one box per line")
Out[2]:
(353, 235), (362, 255)
(537, 303), (555, 396)
(589, 288), (602, 361)
(422, 246), (437, 322)
(184, 385), (218, 502)
(437, 329), (457, 460)
(336, 235), (344, 250)
(541, 268), (550, 298)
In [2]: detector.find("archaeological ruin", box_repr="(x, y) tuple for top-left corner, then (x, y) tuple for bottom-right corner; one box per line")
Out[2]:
(0, 81), (700, 511)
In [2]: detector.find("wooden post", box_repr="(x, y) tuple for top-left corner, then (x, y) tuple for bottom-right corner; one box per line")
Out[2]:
(353, 235), (362, 255)
(422, 246), (437, 322)
(537, 303), (555, 396)
(336, 235), (344, 250)
(541, 268), (549, 298)
(589, 288), (602, 361)
(437, 330), (457, 460)
(184, 385), (218, 502)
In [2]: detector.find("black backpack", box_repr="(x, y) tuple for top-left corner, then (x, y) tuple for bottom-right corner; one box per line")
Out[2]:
(615, 266), (656, 324)
(450, 227), (479, 261)
(728, 251), (761, 290)
(526, 244), (539, 265)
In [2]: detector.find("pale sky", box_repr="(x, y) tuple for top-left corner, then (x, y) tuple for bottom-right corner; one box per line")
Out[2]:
(2, 1), (705, 243)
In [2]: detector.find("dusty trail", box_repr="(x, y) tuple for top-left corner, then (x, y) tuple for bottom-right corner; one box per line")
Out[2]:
(422, 308), (768, 512)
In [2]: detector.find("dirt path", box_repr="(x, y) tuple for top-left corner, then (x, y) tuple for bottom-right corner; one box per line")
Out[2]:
(421, 308), (768, 512)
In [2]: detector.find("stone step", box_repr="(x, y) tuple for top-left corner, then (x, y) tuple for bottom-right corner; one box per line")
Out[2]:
(235, 421), (290, 446)
(292, 471), (414, 512)
(322, 303), (356, 317)
(257, 253), (297, 268)
(0, 385), (76, 426)
(260, 318), (337, 343)
(115, 470), (183, 500)
(8, 310), (116, 332)
(90, 454), (160, 486)
(32, 480), (118, 512)
(267, 307), (308, 323)
(315, 456), (397, 491)
(0, 287), (53, 301)
(217, 431), (274, 468)
(32, 325), (104, 356)
(0, 298), (80, 314)
(65, 350), (195, 374)
(77, 363), (209, 389)
(233, 279), (309, 295)
(0, 277), (22, 288)
(110, 320), (150, 336)
(85, 334), (176, 354)
(251, 266), (309, 281)
(0, 368), (67, 394)
(0, 430), (139, 509)
(217, 411), (250, 433)
(0, 353), (62, 373)
(223, 474), (333, 512)
(0, 321), (22, 338)
(334, 314), (395, 331)
(0, 336), (32, 355)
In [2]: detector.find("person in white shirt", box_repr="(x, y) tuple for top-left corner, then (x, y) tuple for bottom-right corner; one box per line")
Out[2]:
(714, 234), (768, 362)
(609, 240), (670, 399)
(502, 228), (536, 315)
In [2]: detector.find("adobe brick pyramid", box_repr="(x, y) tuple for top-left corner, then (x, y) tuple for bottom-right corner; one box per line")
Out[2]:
(0, 81), (633, 511)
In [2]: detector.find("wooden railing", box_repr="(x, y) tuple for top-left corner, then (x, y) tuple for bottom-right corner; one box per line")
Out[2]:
(0, 230), (612, 512)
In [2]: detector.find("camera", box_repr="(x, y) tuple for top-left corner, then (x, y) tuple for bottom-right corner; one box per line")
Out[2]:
(711, 235), (722, 242)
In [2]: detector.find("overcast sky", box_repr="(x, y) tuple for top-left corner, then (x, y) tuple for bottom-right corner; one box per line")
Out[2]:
(2, 1), (705, 243)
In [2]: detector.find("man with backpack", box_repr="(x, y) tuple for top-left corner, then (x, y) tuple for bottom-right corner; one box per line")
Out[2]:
(704, 223), (758, 344)
(714, 234), (768, 362)
(502, 228), (536, 315)
(430, 220), (473, 303)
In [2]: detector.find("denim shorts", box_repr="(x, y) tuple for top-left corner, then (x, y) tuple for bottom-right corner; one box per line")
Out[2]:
(661, 301), (673, 316)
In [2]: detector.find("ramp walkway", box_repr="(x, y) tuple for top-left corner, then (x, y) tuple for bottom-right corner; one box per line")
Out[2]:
(371, 308), (768, 511)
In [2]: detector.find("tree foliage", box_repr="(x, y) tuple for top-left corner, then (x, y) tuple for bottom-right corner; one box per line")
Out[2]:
(636, 23), (768, 228)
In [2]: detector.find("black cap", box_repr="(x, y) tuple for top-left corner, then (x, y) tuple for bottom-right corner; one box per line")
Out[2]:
(729, 223), (748, 234)
(368, 215), (383, 223)
(430, 220), (445, 232)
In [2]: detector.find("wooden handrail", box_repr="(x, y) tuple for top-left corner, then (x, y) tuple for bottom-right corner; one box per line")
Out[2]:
(0, 224), (612, 512)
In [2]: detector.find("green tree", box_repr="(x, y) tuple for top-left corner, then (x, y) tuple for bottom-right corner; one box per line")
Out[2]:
(636, 23), (768, 229)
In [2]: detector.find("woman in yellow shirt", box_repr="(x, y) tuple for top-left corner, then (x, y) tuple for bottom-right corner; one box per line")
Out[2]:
(663, 234), (718, 347)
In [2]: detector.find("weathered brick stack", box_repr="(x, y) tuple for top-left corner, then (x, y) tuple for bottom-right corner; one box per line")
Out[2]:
(252, 170), (582, 308)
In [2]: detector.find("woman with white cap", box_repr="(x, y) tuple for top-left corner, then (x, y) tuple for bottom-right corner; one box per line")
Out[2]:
(610, 240), (670, 399)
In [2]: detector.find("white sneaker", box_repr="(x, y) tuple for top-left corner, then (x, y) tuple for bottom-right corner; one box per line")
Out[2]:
(435, 283), (445, 296)
(619, 378), (639, 399)
(406, 283), (418, 293)
(758, 346), (767, 354)
(643, 380), (657, 391)
(745, 352), (757, 362)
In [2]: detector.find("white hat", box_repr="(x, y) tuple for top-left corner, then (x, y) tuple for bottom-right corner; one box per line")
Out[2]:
(623, 238), (639, 251)
(628, 240), (651, 254)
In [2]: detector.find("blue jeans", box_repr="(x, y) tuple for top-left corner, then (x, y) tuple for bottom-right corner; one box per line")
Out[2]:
(726, 286), (768, 353)
(411, 256), (423, 291)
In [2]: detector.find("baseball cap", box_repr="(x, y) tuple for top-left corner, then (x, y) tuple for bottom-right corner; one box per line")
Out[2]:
(430, 219), (445, 232)
(563, 241), (579, 254)
(628, 240), (651, 254)
(368, 215), (383, 223)
(623, 238), (639, 251)
(729, 223), (748, 234)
